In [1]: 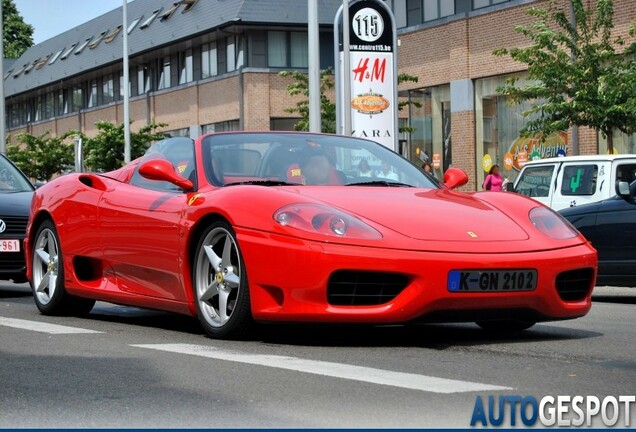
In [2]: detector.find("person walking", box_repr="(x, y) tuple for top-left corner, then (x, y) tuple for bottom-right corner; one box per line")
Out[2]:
(482, 164), (504, 191)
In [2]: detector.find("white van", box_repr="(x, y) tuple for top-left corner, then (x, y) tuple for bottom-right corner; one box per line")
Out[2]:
(511, 155), (636, 211)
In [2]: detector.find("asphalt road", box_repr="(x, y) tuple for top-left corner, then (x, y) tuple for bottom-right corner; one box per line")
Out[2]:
(0, 282), (634, 428)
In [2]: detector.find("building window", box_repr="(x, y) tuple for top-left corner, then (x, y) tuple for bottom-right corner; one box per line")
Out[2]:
(164, 128), (189, 138)
(72, 86), (84, 112)
(202, 120), (240, 134)
(267, 31), (309, 68)
(226, 36), (244, 72)
(290, 32), (308, 68)
(56, 89), (68, 116)
(138, 65), (151, 94)
(179, 49), (193, 85)
(75, 38), (91, 55)
(48, 49), (63, 65)
(140, 8), (162, 29)
(103, 75), (114, 104)
(473, 0), (509, 9)
(268, 31), (287, 67)
(44, 92), (54, 119)
(157, 57), (171, 90)
(128, 16), (142, 34)
(270, 118), (301, 131)
(88, 80), (98, 108)
(120, 72), (131, 99)
(405, 0), (454, 26)
(475, 75), (567, 187)
(201, 42), (218, 78)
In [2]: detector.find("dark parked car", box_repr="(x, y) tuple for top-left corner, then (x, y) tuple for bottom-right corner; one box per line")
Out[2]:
(560, 180), (636, 287)
(0, 154), (35, 283)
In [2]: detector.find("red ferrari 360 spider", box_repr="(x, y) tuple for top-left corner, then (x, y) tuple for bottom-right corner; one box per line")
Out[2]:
(25, 132), (597, 338)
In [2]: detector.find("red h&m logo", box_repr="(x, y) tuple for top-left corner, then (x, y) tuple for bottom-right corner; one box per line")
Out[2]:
(352, 57), (386, 83)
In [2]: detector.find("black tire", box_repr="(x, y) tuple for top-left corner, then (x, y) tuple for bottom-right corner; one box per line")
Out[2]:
(30, 220), (95, 316)
(476, 320), (536, 332)
(192, 220), (253, 339)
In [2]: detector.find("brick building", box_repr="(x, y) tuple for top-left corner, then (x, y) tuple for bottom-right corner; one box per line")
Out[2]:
(4, 0), (636, 189)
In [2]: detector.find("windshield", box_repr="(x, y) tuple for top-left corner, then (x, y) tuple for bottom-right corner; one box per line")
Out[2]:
(0, 156), (34, 193)
(202, 132), (438, 189)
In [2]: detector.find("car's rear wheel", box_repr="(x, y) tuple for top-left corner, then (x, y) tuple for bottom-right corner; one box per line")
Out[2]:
(476, 320), (536, 332)
(193, 221), (252, 339)
(31, 220), (95, 316)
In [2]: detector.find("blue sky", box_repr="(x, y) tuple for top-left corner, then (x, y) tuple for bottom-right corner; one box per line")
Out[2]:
(14, 0), (126, 45)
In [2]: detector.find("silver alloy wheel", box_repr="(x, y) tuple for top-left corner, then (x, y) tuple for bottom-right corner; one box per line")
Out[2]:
(32, 227), (59, 305)
(195, 227), (242, 328)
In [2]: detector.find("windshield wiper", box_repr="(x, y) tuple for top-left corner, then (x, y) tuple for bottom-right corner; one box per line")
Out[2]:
(224, 180), (303, 187)
(346, 180), (414, 187)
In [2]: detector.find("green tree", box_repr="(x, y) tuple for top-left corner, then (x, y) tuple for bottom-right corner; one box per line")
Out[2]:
(7, 130), (76, 181)
(2, 0), (34, 58)
(494, 0), (636, 154)
(82, 121), (168, 172)
(279, 68), (336, 133)
(279, 68), (420, 134)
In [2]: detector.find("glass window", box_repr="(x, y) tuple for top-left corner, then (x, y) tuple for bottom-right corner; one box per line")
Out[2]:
(179, 49), (193, 85)
(561, 165), (598, 196)
(60, 44), (78, 60)
(120, 72), (132, 98)
(423, 0), (438, 21)
(128, 16), (142, 34)
(440, 0), (454, 17)
(406, 0), (422, 27)
(515, 165), (555, 198)
(88, 80), (98, 108)
(72, 86), (84, 112)
(201, 42), (218, 78)
(140, 8), (162, 29)
(202, 120), (240, 134)
(56, 89), (68, 116)
(45, 92), (54, 118)
(89, 32), (107, 49)
(615, 163), (636, 184)
(271, 118), (301, 131)
(226, 37), (236, 72)
(157, 58), (171, 89)
(74, 38), (91, 55)
(393, 0), (407, 28)
(290, 32), (308, 68)
(34, 96), (43, 122)
(473, 0), (490, 8)
(48, 49), (63, 65)
(138, 65), (151, 94)
(103, 75), (114, 104)
(475, 75), (568, 187)
(268, 31), (287, 67)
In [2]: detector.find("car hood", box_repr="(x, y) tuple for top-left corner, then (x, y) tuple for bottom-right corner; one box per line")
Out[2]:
(290, 187), (530, 242)
(0, 191), (33, 217)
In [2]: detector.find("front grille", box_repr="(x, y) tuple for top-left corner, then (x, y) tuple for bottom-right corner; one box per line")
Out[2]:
(556, 268), (594, 301)
(327, 270), (410, 306)
(0, 216), (28, 237)
(0, 251), (26, 271)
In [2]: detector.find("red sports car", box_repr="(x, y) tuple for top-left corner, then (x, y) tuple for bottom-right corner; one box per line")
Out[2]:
(25, 132), (597, 339)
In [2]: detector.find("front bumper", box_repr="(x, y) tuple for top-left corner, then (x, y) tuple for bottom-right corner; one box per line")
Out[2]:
(237, 228), (597, 324)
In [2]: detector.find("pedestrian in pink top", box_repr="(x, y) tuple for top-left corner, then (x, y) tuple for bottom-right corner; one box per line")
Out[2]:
(483, 164), (503, 191)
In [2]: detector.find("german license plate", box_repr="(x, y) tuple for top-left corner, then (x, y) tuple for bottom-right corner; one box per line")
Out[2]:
(448, 269), (537, 292)
(0, 240), (20, 252)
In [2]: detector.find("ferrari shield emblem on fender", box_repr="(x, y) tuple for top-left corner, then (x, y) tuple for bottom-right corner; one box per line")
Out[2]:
(467, 231), (478, 238)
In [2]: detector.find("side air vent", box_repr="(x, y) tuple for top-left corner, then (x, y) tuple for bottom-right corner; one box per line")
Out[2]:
(327, 270), (410, 306)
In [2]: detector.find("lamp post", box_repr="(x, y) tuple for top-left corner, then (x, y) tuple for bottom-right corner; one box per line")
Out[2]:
(308, 0), (320, 133)
(123, 0), (131, 163)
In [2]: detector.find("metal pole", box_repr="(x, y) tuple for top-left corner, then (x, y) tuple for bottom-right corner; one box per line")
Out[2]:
(123, 0), (131, 163)
(0, 0), (6, 155)
(308, 0), (321, 133)
(570, 0), (579, 155)
(342, 0), (351, 136)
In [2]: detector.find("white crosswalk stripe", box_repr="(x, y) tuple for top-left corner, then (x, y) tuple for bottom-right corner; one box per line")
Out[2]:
(132, 343), (512, 394)
(0, 316), (103, 334)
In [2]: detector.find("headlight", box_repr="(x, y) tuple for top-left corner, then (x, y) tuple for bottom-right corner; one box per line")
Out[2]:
(274, 203), (382, 240)
(529, 207), (579, 240)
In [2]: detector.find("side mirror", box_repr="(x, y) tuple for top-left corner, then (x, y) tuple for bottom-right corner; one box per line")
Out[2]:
(139, 159), (194, 191)
(616, 180), (632, 198)
(442, 167), (469, 190)
(505, 182), (516, 192)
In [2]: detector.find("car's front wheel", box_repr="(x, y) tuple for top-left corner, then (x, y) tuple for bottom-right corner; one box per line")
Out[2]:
(31, 220), (95, 316)
(193, 221), (252, 339)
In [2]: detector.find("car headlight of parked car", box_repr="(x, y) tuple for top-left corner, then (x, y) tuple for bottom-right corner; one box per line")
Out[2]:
(274, 203), (382, 240)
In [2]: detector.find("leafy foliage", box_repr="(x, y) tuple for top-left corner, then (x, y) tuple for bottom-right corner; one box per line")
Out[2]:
(2, 0), (34, 58)
(279, 69), (420, 134)
(279, 68), (336, 133)
(81, 121), (168, 172)
(494, 0), (636, 152)
(7, 131), (76, 181)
